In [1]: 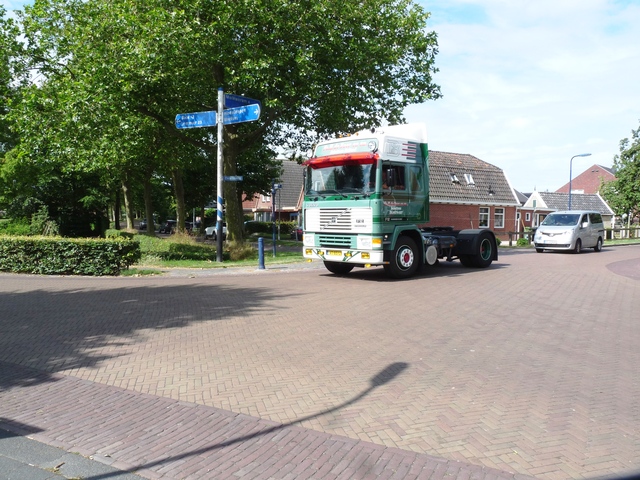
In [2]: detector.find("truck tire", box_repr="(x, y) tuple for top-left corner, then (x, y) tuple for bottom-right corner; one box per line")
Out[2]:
(471, 230), (495, 268)
(324, 262), (355, 275)
(384, 236), (419, 279)
(459, 255), (475, 267)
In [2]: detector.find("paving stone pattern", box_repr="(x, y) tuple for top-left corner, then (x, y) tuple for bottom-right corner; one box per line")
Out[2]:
(1, 246), (640, 479)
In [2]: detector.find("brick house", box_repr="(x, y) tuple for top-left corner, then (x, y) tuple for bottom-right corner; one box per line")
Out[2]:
(243, 160), (304, 223)
(556, 164), (616, 195)
(244, 154), (521, 240)
(425, 151), (521, 240)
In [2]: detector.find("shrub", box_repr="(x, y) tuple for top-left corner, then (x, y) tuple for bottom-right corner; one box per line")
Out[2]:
(228, 241), (256, 261)
(516, 237), (529, 247)
(30, 206), (59, 236)
(244, 221), (272, 235)
(136, 232), (218, 261)
(0, 219), (31, 236)
(0, 236), (141, 276)
(105, 229), (135, 240)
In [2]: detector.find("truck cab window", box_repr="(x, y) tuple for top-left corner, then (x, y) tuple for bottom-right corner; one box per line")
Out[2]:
(382, 165), (405, 190)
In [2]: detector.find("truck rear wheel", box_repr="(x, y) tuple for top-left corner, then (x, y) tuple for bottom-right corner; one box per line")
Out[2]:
(470, 231), (495, 268)
(384, 236), (419, 279)
(459, 255), (475, 267)
(324, 262), (355, 275)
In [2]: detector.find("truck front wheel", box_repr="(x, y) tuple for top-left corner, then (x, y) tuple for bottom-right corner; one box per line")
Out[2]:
(324, 262), (355, 275)
(384, 236), (419, 279)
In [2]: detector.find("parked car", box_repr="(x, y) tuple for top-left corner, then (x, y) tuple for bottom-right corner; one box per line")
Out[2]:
(290, 226), (304, 240)
(158, 220), (177, 234)
(205, 223), (227, 240)
(534, 210), (604, 253)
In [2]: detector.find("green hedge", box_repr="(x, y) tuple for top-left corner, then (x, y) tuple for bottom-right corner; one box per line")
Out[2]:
(0, 236), (141, 276)
(135, 234), (219, 261)
(244, 220), (298, 236)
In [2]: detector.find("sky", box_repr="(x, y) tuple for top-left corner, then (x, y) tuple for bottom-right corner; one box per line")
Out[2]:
(406, 0), (640, 192)
(2, 0), (639, 193)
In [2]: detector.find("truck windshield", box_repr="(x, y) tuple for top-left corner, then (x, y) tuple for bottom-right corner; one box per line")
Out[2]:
(305, 162), (376, 196)
(541, 214), (581, 226)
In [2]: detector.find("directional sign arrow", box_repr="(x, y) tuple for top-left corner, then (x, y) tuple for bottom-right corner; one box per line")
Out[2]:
(223, 104), (261, 125)
(175, 111), (217, 129)
(225, 94), (261, 109)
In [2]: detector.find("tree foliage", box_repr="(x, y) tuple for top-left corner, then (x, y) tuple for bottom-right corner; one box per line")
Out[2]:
(601, 121), (640, 222)
(4, 0), (441, 240)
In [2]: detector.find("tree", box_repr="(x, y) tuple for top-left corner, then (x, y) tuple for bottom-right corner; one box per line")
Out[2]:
(0, 8), (22, 162)
(11, 0), (441, 241)
(601, 122), (640, 223)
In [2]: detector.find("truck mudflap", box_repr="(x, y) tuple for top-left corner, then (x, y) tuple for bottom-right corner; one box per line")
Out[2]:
(453, 229), (498, 266)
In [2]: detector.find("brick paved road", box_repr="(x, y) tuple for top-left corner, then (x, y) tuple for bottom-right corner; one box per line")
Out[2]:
(1, 245), (639, 479)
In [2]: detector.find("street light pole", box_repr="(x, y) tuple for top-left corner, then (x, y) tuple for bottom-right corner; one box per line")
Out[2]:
(568, 153), (592, 210)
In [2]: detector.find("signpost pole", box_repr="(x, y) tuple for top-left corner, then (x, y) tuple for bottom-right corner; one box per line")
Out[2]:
(216, 87), (224, 262)
(176, 90), (260, 264)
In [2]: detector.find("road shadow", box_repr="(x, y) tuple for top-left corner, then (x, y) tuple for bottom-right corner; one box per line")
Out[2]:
(0, 281), (291, 390)
(84, 362), (410, 480)
(317, 259), (510, 282)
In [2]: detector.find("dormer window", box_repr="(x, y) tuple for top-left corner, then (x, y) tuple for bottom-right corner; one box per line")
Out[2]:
(464, 173), (475, 186)
(449, 173), (460, 184)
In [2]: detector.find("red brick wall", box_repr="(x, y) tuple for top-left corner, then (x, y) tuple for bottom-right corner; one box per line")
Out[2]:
(424, 203), (518, 240)
(556, 166), (616, 194)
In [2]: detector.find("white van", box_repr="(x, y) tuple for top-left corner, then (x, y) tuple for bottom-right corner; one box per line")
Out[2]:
(533, 210), (605, 253)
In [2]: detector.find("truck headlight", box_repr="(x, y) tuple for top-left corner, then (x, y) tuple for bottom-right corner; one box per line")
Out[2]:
(357, 236), (372, 249)
(303, 233), (315, 246)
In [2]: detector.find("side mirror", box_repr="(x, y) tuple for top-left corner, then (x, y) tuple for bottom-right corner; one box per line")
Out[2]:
(581, 222), (589, 229)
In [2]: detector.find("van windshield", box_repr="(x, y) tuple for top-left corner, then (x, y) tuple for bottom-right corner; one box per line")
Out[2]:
(541, 214), (580, 227)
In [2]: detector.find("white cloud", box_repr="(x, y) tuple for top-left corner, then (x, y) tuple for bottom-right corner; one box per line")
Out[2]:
(408, 0), (640, 192)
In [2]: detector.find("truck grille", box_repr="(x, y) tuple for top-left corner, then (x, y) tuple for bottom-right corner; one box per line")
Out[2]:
(319, 208), (352, 232)
(317, 235), (353, 248)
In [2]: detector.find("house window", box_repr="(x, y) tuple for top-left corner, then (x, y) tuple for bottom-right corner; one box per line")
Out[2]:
(494, 208), (505, 229)
(479, 207), (489, 228)
(449, 172), (459, 184)
(464, 173), (475, 186)
(525, 212), (531, 222)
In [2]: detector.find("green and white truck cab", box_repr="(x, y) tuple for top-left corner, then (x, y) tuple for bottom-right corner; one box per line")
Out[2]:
(302, 123), (498, 279)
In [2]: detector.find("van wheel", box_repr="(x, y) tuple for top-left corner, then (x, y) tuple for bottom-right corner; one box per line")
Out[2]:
(536, 248), (544, 253)
(594, 237), (603, 252)
(573, 239), (582, 254)
(384, 236), (419, 279)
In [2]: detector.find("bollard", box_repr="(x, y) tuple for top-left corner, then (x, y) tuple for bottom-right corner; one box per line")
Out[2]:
(258, 237), (265, 270)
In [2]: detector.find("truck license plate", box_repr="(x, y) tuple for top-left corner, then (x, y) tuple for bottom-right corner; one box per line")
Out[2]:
(327, 250), (341, 256)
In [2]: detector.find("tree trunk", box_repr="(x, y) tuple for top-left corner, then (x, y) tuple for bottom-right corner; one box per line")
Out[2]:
(171, 168), (187, 232)
(223, 135), (244, 243)
(142, 168), (155, 234)
(121, 176), (135, 230)
(113, 188), (121, 230)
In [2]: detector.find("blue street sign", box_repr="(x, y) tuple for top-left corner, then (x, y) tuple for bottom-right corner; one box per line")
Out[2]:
(224, 94), (261, 109)
(175, 111), (217, 129)
(223, 176), (244, 182)
(223, 104), (261, 125)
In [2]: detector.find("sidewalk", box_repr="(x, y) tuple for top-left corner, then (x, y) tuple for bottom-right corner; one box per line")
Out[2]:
(0, 361), (530, 480)
(0, 427), (143, 480)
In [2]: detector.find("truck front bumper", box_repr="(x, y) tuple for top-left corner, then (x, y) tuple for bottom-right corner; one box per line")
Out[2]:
(303, 247), (385, 265)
